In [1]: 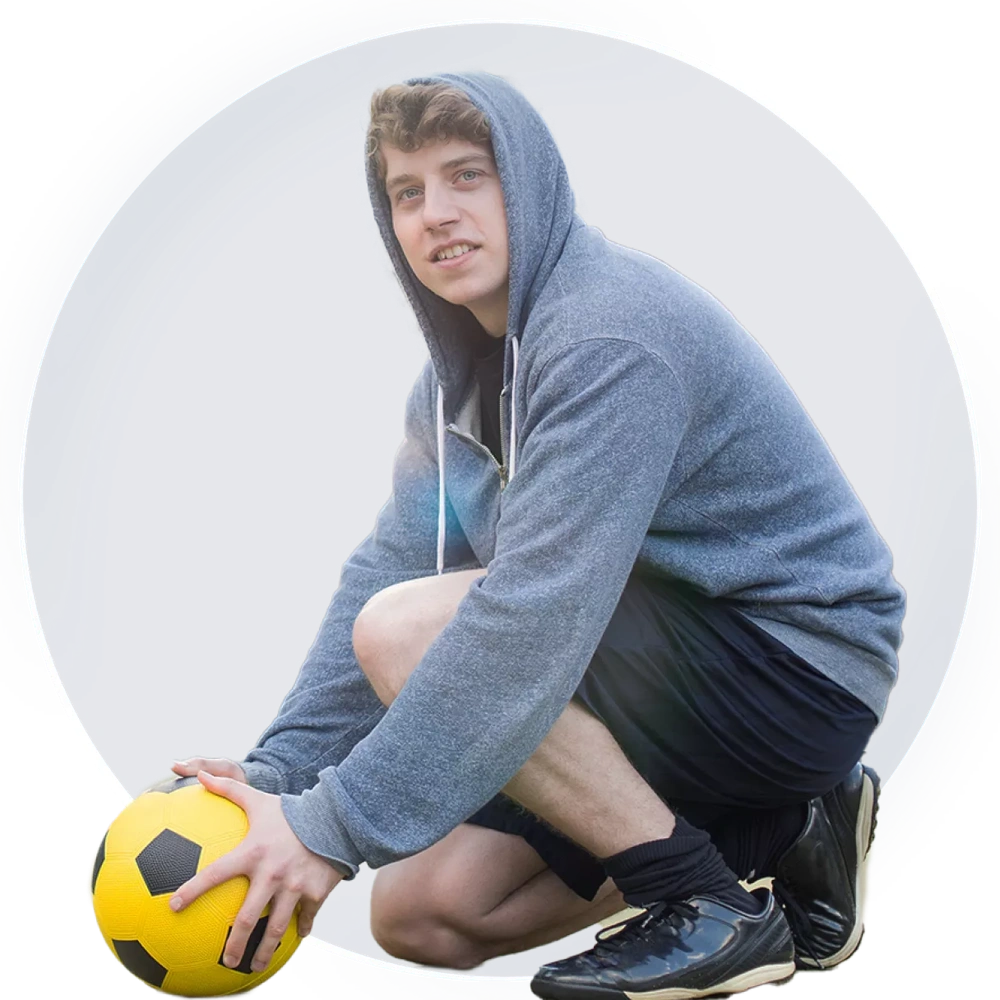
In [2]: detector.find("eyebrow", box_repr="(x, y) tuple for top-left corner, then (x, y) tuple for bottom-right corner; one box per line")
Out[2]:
(385, 153), (494, 195)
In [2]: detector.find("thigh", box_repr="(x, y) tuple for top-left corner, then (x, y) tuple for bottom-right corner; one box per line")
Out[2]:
(573, 571), (879, 818)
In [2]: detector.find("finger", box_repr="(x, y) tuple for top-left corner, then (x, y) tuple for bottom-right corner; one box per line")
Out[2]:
(222, 877), (277, 970)
(172, 757), (214, 778)
(296, 897), (318, 938)
(298, 869), (343, 938)
(173, 757), (244, 780)
(170, 846), (249, 912)
(249, 890), (299, 973)
(197, 769), (252, 807)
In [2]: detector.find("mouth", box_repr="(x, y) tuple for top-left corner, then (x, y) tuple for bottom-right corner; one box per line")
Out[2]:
(432, 244), (480, 268)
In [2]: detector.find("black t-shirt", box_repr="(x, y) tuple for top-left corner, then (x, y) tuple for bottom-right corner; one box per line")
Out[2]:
(471, 335), (505, 466)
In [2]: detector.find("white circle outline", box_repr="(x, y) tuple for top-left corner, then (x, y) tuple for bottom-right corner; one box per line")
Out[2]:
(18, 17), (983, 982)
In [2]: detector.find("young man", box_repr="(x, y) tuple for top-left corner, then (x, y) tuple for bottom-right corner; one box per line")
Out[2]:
(171, 71), (904, 998)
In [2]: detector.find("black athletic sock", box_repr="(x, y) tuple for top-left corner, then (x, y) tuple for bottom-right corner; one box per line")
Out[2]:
(705, 803), (809, 881)
(601, 813), (765, 915)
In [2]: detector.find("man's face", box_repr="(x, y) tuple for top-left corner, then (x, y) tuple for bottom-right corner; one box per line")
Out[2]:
(383, 138), (510, 337)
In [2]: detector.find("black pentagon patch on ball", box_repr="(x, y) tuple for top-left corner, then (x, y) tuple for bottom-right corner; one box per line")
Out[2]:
(143, 774), (201, 794)
(136, 828), (202, 895)
(92, 829), (108, 894)
(113, 938), (168, 987)
(219, 916), (282, 974)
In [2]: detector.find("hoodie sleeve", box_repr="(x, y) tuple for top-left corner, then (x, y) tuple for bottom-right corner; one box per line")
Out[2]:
(237, 361), (478, 820)
(278, 337), (688, 874)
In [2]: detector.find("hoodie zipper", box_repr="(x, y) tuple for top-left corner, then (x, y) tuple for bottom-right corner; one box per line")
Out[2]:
(445, 425), (509, 488)
(498, 383), (510, 486)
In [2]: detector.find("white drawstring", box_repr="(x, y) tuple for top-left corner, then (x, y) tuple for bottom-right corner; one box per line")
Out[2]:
(436, 382), (446, 576)
(509, 335), (519, 479)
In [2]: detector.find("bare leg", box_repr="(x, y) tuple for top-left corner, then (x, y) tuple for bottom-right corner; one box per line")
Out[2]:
(356, 569), (674, 965)
(370, 820), (628, 967)
(354, 568), (676, 858)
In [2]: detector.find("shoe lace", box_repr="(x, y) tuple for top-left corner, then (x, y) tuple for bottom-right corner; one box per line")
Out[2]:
(592, 900), (700, 961)
(771, 880), (822, 968)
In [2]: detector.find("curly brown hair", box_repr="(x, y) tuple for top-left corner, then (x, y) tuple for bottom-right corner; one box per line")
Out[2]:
(367, 81), (493, 186)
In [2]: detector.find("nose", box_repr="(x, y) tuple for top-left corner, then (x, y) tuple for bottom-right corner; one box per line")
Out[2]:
(421, 179), (460, 229)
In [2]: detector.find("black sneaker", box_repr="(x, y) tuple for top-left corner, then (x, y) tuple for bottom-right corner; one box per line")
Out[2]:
(773, 763), (880, 970)
(530, 888), (795, 1000)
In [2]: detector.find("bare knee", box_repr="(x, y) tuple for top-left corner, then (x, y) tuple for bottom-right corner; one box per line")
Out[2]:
(353, 568), (488, 706)
(352, 601), (402, 707)
(370, 866), (489, 969)
(352, 584), (420, 705)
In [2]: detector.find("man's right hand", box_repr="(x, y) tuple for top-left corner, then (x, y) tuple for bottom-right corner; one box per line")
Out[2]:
(172, 757), (248, 784)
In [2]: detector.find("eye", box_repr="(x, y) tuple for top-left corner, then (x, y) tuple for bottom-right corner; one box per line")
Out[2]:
(397, 187), (420, 203)
(459, 169), (481, 182)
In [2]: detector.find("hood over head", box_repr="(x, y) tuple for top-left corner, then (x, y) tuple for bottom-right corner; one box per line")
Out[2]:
(364, 70), (579, 422)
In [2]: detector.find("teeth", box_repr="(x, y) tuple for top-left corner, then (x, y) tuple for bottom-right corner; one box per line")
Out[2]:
(436, 243), (475, 261)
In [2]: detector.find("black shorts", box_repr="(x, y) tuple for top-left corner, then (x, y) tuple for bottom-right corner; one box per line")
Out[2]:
(465, 571), (878, 901)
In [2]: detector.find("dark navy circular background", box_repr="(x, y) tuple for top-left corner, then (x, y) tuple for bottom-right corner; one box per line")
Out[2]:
(23, 23), (975, 971)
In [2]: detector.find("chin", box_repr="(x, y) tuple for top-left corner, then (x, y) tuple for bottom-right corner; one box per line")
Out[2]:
(435, 285), (487, 308)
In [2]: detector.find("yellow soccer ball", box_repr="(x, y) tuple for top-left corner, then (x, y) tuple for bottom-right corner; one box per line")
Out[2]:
(91, 774), (301, 996)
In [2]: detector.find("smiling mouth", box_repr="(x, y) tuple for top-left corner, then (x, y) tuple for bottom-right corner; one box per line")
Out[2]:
(433, 245), (480, 266)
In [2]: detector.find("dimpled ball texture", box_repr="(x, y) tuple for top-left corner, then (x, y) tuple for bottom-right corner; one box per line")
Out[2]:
(91, 774), (301, 996)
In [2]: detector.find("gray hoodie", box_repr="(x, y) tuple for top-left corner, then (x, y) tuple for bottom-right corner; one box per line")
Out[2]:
(240, 70), (906, 878)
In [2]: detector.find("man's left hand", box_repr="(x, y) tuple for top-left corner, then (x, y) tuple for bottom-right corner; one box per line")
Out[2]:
(168, 770), (344, 972)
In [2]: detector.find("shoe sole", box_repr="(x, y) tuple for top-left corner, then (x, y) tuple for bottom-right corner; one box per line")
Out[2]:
(624, 962), (797, 999)
(796, 766), (879, 970)
(530, 962), (797, 1000)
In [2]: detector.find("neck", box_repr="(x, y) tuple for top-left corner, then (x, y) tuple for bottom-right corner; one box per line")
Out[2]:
(467, 290), (509, 339)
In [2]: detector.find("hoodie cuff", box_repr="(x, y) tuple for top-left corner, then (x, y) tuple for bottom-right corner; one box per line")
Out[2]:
(280, 787), (363, 881)
(239, 760), (285, 795)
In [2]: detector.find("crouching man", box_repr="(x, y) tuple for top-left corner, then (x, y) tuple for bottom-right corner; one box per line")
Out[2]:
(173, 70), (903, 1000)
